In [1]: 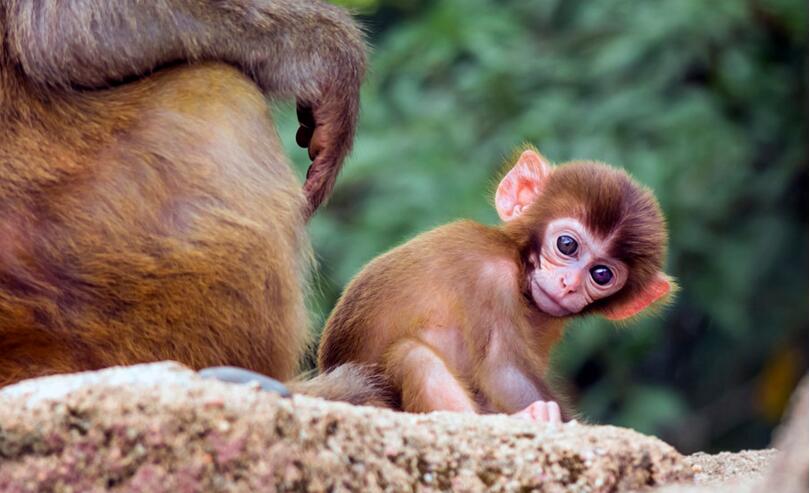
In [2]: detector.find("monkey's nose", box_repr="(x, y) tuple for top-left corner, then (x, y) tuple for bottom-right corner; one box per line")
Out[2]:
(560, 272), (581, 292)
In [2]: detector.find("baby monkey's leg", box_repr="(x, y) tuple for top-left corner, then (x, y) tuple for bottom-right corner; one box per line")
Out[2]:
(477, 362), (567, 424)
(385, 338), (477, 413)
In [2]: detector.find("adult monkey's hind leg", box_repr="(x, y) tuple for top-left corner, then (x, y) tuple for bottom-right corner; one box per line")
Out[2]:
(0, 62), (314, 384)
(0, 1), (367, 391)
(5, 0), (366, 215)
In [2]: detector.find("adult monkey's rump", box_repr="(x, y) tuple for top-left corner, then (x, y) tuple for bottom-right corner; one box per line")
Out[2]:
(0, 1), (364, 386)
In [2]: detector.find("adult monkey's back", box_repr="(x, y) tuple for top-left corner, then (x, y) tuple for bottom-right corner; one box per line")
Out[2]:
(0, 1), (364, 386)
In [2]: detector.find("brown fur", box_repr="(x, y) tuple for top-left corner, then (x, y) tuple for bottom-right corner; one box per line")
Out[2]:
(319, 220), (572, 417)
(319, 158), (668, 419)
(0, 1), (365, 388)
(289, 363), (396, 408)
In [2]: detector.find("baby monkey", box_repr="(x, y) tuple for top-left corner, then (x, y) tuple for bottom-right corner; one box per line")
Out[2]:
(318, 148), (672, 424)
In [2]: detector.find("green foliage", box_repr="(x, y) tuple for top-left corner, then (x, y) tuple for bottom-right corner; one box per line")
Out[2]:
(279, 0), (807, 452)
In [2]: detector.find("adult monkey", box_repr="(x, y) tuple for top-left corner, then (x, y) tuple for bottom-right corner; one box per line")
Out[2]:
(0, 0), (368, 391)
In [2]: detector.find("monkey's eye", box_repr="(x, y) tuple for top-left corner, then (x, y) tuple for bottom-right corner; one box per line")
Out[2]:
(556, 235), (578, 256)
(590, 265), (613, 286)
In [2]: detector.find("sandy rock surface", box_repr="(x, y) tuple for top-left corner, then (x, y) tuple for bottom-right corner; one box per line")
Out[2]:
(650, 450), (776, 493)
(652, 378), (807, 493)
(0, 362), (787, 492)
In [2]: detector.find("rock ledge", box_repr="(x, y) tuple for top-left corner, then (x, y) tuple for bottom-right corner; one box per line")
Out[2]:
(0, 363), (779, 492)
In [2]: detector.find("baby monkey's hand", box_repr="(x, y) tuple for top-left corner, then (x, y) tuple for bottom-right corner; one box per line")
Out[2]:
(512, 400), (563, 425)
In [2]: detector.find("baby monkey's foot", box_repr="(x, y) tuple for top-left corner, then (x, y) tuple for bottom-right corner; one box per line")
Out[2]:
(512, 400), (563, 425)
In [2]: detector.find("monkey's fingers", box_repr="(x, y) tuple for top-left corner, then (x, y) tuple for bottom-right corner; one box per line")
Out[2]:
(547, 401), (562, 423)
(300, 90), (359, 219)
(198, 366), (291, 397)
(296, 125), (314, 149)
(297, 103), (316, 128)
(296, 104), (316, 149)
(512, 400), (563, 426)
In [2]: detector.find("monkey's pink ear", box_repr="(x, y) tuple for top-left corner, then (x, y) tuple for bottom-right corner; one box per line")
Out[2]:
(602, 272), (674, 321)
(495, 150), (552, 222)
(602, 273), (672, 321)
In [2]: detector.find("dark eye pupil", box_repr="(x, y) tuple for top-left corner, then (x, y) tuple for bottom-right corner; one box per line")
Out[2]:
(590, 265), (613, 285)
(556, 235), (578, 255)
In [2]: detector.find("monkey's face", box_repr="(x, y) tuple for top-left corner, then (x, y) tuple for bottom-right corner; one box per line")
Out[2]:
(526, 218), (628, 317)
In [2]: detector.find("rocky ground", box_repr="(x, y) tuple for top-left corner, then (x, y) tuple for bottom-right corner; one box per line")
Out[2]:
(0, 363), (804, 492)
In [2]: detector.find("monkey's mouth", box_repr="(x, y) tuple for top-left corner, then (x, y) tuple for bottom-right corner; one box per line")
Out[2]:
(529, 279), (571, 317)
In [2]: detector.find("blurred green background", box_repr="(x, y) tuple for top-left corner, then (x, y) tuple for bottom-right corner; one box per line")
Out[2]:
(277, 0), (808, 453)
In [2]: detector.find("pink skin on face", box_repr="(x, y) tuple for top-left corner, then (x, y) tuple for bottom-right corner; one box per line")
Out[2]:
(527, 218), (629, 317)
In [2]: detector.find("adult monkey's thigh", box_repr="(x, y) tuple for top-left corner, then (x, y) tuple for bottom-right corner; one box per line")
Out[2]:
(0, 1), (365, 386)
